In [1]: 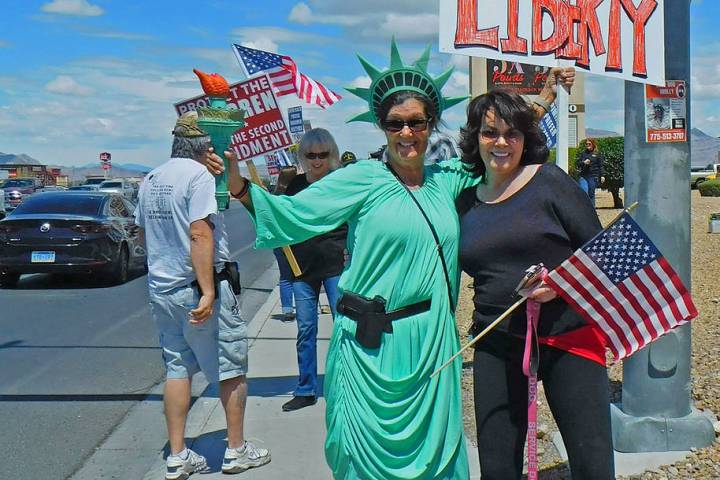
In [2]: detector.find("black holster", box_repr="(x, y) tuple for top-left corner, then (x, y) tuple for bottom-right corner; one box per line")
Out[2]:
(192, 261), (241, 296)
(336, 292), (431, 349)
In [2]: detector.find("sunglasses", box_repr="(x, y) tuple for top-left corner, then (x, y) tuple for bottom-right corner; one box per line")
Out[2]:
(480, 129), (524, 144)
(305, 151), (330, 160)
(382, 118), (431, 133)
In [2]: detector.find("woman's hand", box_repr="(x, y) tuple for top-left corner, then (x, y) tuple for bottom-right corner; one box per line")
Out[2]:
(546, 67), (575, 94)
(204, 147), (226, 175)
(522, 282), (558, 303)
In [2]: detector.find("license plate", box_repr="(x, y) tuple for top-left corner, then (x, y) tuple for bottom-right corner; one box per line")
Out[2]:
(31, 251), (56, 263)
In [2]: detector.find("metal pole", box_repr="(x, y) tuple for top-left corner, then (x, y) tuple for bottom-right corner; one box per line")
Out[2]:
(611, 0), (714, 452)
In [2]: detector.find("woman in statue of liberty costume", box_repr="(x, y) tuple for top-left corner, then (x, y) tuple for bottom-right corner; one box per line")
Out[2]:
(209, 40), (572, 479)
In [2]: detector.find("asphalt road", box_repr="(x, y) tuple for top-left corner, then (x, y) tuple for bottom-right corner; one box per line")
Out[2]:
(0, 203), (276, 480)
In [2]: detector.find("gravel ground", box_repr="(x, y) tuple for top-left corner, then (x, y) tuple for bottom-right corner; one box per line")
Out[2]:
(456, 189), (720, 479)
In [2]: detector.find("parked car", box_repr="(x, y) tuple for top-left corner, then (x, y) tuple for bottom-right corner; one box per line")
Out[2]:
(68, 185), (97, 191)
(82, 177), (107, 191)
(40, 185), (68, 192)
(0, 192), (146, 287)
(97, 179), (135, 200)
(690, 163), (720, 189)
(2, 178), (41, 211)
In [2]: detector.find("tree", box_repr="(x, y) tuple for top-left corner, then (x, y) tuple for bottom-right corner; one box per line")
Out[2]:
(576, 137), (624, 208)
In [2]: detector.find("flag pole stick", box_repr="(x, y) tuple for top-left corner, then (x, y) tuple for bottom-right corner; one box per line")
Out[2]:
(605, 201), (640, 229)
(245, 159), (302, 277)
(431, 296), (527, 378)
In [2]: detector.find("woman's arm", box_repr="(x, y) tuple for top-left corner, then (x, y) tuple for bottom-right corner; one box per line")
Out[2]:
(532, 67), (575, 119)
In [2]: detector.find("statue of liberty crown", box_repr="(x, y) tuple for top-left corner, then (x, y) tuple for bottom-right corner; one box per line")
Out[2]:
(345, 37), (467, 124)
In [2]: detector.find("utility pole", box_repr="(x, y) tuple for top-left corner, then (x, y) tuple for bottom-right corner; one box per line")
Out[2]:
(611, 0), (715, 452)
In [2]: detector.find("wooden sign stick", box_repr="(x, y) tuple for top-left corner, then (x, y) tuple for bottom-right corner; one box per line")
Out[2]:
(431, 296), (527, 378)
(245, 159), (302, 277)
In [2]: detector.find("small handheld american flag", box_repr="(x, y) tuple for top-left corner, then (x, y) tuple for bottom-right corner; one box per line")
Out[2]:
(545, 211), (697, 360)
(232, 44), (341, 109)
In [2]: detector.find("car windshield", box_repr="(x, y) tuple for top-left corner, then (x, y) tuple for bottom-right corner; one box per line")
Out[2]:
(84, 178), (106, 185)
(12, 194), (103, 216)
(100, 182), (122, 188)
(3, 180), (34, 188)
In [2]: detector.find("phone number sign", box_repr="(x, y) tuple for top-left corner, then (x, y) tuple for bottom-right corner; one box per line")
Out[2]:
(645, 80), (686, 143)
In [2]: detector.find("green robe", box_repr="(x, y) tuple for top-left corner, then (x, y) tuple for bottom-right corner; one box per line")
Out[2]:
(249, 158), (478, 479)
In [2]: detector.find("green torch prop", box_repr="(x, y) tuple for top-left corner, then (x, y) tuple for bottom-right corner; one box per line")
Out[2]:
(193, 69), (244, 210)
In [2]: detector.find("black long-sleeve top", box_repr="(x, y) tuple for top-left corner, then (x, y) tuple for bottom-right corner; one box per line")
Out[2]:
(576, 150), (604, 179)
(456, 163), (602, 338)
(285, 173), (348, 283)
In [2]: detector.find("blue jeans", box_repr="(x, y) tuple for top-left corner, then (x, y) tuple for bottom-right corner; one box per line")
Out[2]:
(579, 176), (598, 207)
(291, 275), (340, 397)
(273, 248), (294, 314)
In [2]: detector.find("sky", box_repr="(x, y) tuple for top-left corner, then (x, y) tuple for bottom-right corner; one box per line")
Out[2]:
(0, 0), (718, 169)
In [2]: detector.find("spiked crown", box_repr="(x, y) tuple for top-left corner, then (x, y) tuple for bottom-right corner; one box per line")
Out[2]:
(345, 37), (467, 124)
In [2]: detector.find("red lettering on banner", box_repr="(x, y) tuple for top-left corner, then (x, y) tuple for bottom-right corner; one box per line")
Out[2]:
(532, 0), (565, 54)
(454, 0), (499, 49)
(454, 0), (658, 79)
(500, 0), (527, 54)
(556, 2), (581, 60)
(576, 0), (606, 68)
(619, 0), (657, 77)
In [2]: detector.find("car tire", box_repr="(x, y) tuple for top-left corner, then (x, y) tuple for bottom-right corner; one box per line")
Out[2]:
(0, 272), (20, 288)
(694, 178), (705, 189)
(110, 245), (129, 285)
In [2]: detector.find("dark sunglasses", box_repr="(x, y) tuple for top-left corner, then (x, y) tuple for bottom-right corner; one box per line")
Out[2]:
(382, 118), (431, 133)
(305, 151), (330, 160)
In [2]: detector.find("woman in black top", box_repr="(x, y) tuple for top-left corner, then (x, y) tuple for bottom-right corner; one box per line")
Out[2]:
(281, 128), (348, 412)
(576, 138), (605, 207)
(456, 91), (614, 479)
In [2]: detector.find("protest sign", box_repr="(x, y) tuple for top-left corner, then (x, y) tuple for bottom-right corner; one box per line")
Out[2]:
(440, 0), (665, 85)
(645, 80), (686, 143)
(287, 106), (304, 134)
(175, 74), (293, 161)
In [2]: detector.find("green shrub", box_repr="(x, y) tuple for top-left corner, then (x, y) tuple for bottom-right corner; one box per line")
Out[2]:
(547, 147), (579, 178)
(698, 179), (720, 197)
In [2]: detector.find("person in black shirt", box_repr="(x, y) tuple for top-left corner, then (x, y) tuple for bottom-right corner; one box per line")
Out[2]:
(456, 91), (614, 479)
(281, 128), (347, 412)
(576, 138), (605, 207)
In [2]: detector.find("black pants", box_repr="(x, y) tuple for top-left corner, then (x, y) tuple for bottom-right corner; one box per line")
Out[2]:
(473, 331), (615, 480)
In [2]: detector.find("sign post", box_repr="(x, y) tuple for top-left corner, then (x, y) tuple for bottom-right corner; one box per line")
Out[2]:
(611, 0), (715, 452)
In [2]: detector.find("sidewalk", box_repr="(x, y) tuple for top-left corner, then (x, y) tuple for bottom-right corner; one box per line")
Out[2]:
(73, 270), (698, 480)
(139, 284), (482, 479)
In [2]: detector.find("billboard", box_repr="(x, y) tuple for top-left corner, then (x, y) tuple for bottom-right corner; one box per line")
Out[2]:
(175, 74), (293, 161)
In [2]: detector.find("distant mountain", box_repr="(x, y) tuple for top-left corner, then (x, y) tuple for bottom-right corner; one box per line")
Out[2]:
(118, 163), (152, 173)
(52, 165), (150, 183)
(691, 128), (720, 167)
(586, 128), (620, 138)
(0, 152), (41, 165)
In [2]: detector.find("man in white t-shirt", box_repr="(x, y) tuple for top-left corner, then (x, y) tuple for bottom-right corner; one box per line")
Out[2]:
(135, 112), (270, 479)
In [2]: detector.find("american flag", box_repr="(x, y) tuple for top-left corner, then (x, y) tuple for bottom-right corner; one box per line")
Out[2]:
(545, 212), (697, 360)
(232, 44), (341, 109)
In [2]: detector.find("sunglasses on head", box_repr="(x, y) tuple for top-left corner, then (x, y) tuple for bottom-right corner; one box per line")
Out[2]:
(382, 118), (431, 133)
(305, 151), (330, 160)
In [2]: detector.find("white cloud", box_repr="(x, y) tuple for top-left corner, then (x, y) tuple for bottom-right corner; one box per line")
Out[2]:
(375, 13), (439, 41)
(348, 76), (371, 88)
(44, 75), (95, 96)
(41, 0), (104, 17)
(288, 2), (363, 26)
(231, 27), (329, 50)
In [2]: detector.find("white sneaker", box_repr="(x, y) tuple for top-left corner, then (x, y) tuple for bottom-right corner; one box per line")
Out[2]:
(165, 449), (208, 480)
(222, 440), (271, 473)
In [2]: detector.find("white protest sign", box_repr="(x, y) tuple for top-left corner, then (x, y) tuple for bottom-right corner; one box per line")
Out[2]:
(439, 0), (665, 85)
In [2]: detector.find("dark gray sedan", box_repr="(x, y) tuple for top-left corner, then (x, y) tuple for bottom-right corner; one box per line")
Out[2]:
(0, 192), (146, 287)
